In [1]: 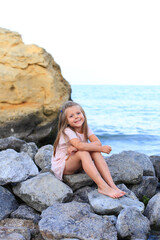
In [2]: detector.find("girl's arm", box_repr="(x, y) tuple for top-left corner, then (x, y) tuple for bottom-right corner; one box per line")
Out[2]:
(69, 134), (112, 154)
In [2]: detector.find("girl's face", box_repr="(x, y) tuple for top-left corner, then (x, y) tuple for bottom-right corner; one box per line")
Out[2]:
(66, 105), (85, 131)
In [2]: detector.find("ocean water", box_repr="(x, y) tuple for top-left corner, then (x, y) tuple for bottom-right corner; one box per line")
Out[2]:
(71, 85), (160, 156)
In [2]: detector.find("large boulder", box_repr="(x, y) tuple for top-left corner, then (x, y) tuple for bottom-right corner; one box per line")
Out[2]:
(0, 27), (71, 143)
(34, 144), (53, 170)
(106, 151), (155, 185)
(0, 149), (39, 185)
(116, 207), (150, 240)
(129, 176), (158, 200)
(144, 193), (160, 230)
(0, 186), (19, 220)
(39, 201), (117, 240)
(13, 172), (73, 212)
(106, 151), (143, 184)
(88, 189), (144, 215)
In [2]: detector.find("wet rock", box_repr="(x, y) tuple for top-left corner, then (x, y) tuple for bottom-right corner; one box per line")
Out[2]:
(0, 186), (19, 220)
(144, 192), (160, 230)
(63, 172), (94, 191)
(0, 149), (39, 185)
(13, 172), (73, 212)
(116, 207), (150, 240)
(129, 176), (158, 200)
(34, 145), (53, 170)
(20, 142), (38, 160)
(88, 189), (144, 215)
(10, 204), (41, 223)
(39, 201), (117, 240)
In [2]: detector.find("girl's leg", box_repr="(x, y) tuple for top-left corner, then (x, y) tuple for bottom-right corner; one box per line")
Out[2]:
(63, 151), (122, 198)
(90, 152), (125, 195)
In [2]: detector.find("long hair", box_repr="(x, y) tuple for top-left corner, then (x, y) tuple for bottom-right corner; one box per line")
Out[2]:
(53, 101), (88, 156)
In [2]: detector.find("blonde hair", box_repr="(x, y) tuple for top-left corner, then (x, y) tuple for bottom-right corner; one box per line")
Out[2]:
(53, 101), (88, 155)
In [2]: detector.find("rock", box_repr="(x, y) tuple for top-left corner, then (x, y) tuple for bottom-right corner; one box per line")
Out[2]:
(73, 186), (96, 203)
(106, 151), (155, 185)
(63, 172), (94, 191)
(39, 201), (117, 240)
(20, 142), (38, 160)
(10, 204), (41, 223)
(0, 218), (39, 240)
(0, 27), (71, 143)
(88, 189), (144, 215)
(0, 186), (19, 220)
(150, 155), (160, 180)
(144, 193), (160, 230)
(116, 207), (150, 240)
(129, 176), (158, 200)
(0, 232), (25, 240)
(0, 149), (39, 185)
(34, 144), (53, 170)
(13, 172), (73, 212)
(0, 136), (26, 152)
(106, 151), (143, 184)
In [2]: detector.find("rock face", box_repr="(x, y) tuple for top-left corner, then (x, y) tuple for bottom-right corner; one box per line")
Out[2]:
(0, 27), (71, 143)
(39, 201), (117, 240)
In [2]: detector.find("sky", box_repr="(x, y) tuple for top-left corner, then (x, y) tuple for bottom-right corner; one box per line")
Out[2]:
(1, 0), (160, 85)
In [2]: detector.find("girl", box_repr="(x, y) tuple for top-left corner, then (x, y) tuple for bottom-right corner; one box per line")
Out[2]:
(51, 101), (125, 198)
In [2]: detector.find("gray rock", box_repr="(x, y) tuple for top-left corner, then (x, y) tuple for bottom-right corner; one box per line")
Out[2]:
(39, 201), (117, 240)
(10, 204), (41, 223)
(13, 172), (73, 212)
(0, 232), (25, 240)
(150, 155), (160, 180)
(0, 136), (26, 152)
(129, 176), (158, 200)
(0, 149), (39, 185)
(0, 186), (19, 220)
(20, 142), (38, 160)
(88, 189), (144, 215)
(106, 151), (143, 184)
(117, 183), (139, 200)
(73, 186), (96, 203)
(34, 145), (53, 170)
(63, 172), (94, 191)
(144, 192), (160, 230)
(116, 207), (150, 240)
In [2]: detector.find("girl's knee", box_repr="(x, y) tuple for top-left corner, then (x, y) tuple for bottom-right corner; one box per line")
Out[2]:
(76, 150), (90, 157)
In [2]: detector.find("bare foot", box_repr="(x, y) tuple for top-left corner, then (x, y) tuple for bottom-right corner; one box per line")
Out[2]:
(98, 185), (123, 199)
(112, 186), (126, 197)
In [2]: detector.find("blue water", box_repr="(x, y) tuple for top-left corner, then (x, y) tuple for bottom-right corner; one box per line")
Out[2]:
(71, 85), (160, 156)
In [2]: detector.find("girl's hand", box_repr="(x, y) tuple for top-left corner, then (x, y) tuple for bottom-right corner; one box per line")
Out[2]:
(102, 145), (112, 154)
(67, 146), (77, 155)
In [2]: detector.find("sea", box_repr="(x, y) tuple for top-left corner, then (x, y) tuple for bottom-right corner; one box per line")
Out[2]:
(71, 85), (160, 240)
(71, 85), (160, 157)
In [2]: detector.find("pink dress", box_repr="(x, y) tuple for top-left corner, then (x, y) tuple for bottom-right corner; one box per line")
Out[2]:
(51, 127), (94, 180)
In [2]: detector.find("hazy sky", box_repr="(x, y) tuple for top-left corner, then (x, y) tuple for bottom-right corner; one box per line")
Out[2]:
(1, 0), (160, 85)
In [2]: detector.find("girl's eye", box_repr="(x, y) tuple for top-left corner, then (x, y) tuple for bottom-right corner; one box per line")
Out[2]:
(77, 112), (81, 115)
(69, 115), (73, 118)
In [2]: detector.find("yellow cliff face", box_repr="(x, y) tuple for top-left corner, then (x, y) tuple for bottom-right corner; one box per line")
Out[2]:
(0, 28), (71, 143)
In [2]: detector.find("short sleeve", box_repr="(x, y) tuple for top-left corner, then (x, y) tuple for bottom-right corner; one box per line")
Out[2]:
(64, 128), (78, 140)
(88, 127), (94, 137)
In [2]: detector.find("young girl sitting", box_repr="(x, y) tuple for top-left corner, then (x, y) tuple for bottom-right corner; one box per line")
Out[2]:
(51, 101), (125, 198)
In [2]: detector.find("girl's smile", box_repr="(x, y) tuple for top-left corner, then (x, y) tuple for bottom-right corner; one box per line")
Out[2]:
(66, 106), (85, 132)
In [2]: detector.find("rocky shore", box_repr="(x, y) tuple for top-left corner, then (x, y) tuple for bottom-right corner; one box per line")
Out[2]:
(0, 136), (160, 240)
